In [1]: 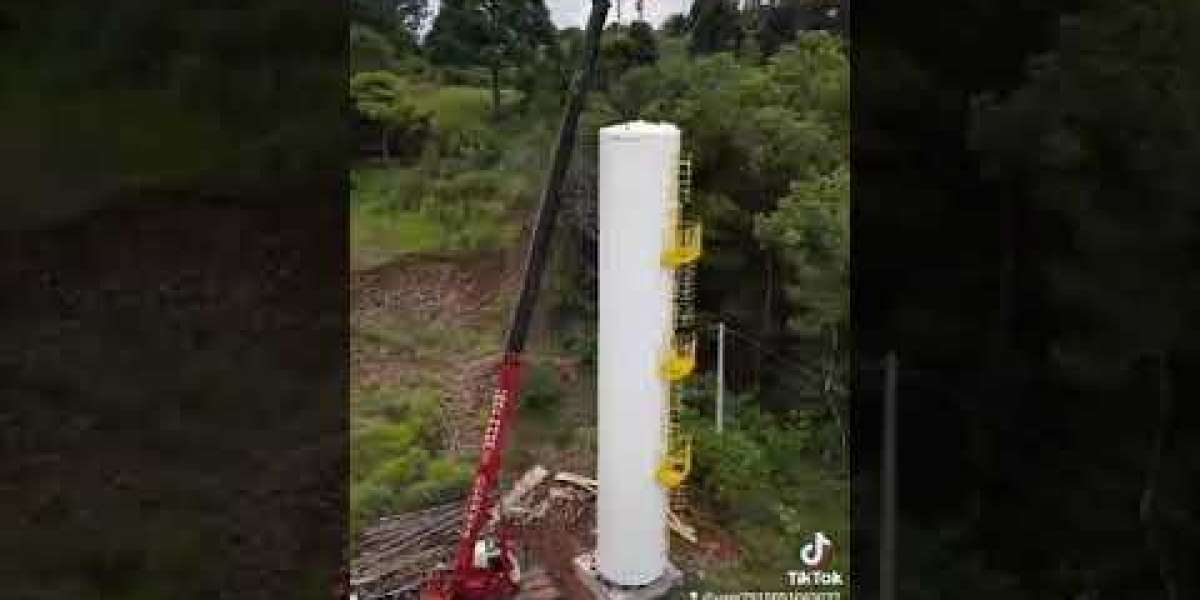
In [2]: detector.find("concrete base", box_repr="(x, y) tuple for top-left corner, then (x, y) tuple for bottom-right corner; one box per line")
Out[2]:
(572, 552), (683, 600)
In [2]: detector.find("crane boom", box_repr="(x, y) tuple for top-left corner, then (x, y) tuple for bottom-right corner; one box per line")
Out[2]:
(423, 2), (611, 599)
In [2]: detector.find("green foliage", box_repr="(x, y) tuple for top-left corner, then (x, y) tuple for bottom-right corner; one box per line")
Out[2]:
(420, 169), (528, 250)
(756, 165), (849, 338)
(351, 0), (428, 43)
(663, 13), (689, 37)
(350, 167), (444, 266)
(595, 32), (848, 408)
(425, 0), (556, 112)
(688, 0), (743, 55)
(351, 71), (433, 159)
(972, 0), (1200, 385)
(627, 21), (660, 65)
(368, 450), (431, 489)
(349, 97), (534, 259)
(756, 0), (842, 60)
(691, 422), (773, 511)
(356, 385), (441, 427)
(599, 22), (660, 90)
(351, 71), (415, 123)
(426, 0), (491, 66)
(561, 329), (598, 368)
(395, 461), (473, 508)
(520, 362), (564, 417)
(405, 84), (500, 152)
(351, 165), (429, 211)
(3, 2), (344, 224)
(349, 385), (475, 538)
(682, 396), (850, 588)
(352, 422), (419, 481)
(351, 23), (401, 72)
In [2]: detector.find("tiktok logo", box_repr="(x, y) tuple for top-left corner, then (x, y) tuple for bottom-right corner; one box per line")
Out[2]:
(800, 532), (834, 568)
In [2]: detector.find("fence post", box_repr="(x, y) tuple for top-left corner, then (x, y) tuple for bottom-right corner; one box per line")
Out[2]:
(716, 321), (726, 433)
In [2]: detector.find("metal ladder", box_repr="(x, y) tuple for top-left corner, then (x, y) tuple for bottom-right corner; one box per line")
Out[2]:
(658, 154), (699, 517)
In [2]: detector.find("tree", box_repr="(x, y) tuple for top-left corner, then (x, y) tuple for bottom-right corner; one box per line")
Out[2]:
(688, 0), (743, 55)
(662, 12), (689, 37)
(425, 0), (557, 115)
(626, 20), (659, 65)
(351, 22), (400, 73)
(425, 0), (491, 67)
(351, 0), (429, 48)
(351, 0), (428, 34)
(756, 165), (848, 348)
(350, 71), (430, 160)
(757, 0), (843, 59)
(591, 32), (847, 401)
(972, 1), (1200, 595)
(598, 20), (659, 90)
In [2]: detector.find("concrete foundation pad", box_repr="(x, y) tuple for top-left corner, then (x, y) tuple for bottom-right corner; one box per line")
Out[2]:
(572, 552), (683, 600)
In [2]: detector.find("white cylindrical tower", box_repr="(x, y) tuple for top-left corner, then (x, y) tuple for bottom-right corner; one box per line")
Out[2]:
(596, 121), (680, 586)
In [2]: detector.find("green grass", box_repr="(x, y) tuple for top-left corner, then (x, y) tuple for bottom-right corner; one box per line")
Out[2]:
(351, 208), (443, 269)
(349, 161), (529, 268)
(681, 402), (851, 594)
(407, 84), (494, 134)
(349, 384), (474, 539)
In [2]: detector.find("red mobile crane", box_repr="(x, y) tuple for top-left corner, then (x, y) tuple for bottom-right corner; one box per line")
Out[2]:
(422, 2), (611, 599)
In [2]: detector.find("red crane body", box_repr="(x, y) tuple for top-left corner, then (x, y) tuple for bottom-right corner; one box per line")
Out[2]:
(422, 2), (610, 599)
(424, 355), (524, 600)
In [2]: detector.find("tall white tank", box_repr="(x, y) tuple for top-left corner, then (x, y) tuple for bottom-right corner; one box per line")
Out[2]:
(596, 121), (680, 586)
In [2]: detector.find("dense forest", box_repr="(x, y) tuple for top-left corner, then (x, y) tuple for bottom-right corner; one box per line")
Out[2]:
(855, 0), (1200, 596)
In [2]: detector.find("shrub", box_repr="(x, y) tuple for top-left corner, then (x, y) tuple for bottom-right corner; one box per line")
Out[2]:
(519, 362), (563, 417)
(357, 387), (441, 440)
(562, 330), (597, 367)
(395, 458), (473, 511)
(350, 480), (393, 535)
(351, 166), (430, 212)
(422, 170), (528, 251)
(365, 447), (430, 489)
(690, 423), (773, 511)
(351, 422), (417, 481)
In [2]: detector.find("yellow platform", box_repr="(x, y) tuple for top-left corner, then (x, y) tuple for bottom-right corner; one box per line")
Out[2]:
(660, 337), (697, 381)
(662, 222), (703, 267)
(656, 437), (692, 489)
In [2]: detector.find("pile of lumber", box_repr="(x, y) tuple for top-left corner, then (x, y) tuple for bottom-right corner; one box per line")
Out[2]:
(351, 502), (460, 599)
(349, 466), (697, 599)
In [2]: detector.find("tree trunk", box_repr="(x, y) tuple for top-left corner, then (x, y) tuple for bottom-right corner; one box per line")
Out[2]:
(380, 127), (389, 161)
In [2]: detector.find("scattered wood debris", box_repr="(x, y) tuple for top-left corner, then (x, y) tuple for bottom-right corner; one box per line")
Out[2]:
(351, 502), (460, 599)
(350, 466), (699, 600)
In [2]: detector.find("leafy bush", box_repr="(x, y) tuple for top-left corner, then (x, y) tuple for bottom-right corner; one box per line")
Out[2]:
(690, 423), (774, 511)
(366, 448), (430, 489)
(683, 396), (850, 588)
(351, 71), (433, 160)
(421, 169), (528, 250)
(406, 84), (499, 156)
(396, 468), (472, 511)
(519, 362), (563, 417)
(351, 433), (473, 536)
(351, 422), (418, 481)
(351, 166), (430, 211)
(355, 386), (438, 425)
(561, 329), (597, 367)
